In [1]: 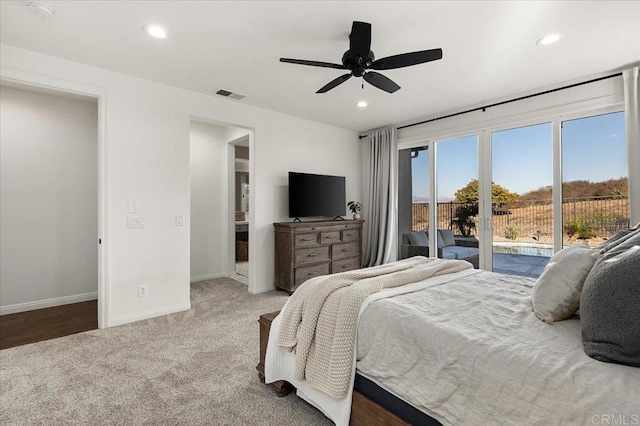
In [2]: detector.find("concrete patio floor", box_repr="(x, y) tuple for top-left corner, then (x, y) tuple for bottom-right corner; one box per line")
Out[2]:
(492, 253), (550, 278)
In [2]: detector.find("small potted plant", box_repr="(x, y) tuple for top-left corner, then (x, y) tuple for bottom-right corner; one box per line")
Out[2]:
(347, 201), (362, 220)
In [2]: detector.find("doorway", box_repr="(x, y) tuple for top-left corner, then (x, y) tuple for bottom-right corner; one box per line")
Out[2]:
(189, 120), (251, 287)
(0, 82), (100, 348)
(232, 136), (250, 283)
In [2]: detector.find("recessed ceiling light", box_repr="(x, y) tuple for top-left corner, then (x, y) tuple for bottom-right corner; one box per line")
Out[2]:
(356, 100), (368, 108)
(537, 34), (561, 46)
(145, 25), (167, 39)
(26, 2), (53, 17)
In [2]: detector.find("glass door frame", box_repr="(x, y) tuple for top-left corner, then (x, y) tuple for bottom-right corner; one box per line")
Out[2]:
(479, 119), (559, 271)
(398, 104), (624, 272)
(478, 105), (623, 271)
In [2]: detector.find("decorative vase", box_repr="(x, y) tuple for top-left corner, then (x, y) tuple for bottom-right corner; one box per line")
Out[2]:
(353, 213), (360, 220)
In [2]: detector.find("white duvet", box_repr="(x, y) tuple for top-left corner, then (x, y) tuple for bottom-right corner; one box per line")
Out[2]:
(266, 269), (640, 425)
(358, 271), (640, 425)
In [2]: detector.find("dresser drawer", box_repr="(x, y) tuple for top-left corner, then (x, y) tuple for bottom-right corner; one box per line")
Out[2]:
(320, 231), (340, 244)
(295, 263), (330, 286)
(332, 258), (360, 273)
(332, 242), (360, 260)
(295, 233), (319, 247)
(341, 229), (360, 242)
(295, 246), (330, 265)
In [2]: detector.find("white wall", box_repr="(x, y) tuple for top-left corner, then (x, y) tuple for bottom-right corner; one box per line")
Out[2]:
(0, 45), (361, 326)
(189, 121), (227, 282)
(0, 85), (98, 314)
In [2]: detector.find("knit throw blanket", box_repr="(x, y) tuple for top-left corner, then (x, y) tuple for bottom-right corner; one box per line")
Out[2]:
(277, 256), (472, 399)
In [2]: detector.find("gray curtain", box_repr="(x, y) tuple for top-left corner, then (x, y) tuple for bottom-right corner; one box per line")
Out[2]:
(361, 127), (398, 266)
(623, 67), (640, 225)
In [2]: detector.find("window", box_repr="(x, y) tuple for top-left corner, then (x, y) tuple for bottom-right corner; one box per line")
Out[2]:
(562, 111), (628, 247)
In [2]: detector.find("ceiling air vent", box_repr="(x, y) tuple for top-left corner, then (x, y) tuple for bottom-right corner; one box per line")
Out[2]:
(214, 89), (246, 101)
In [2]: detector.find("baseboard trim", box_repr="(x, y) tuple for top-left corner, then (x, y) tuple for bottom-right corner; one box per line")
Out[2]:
(190, 273), (226, 283)
(108, 302), (191, 327)
(0, 292), (98, 316)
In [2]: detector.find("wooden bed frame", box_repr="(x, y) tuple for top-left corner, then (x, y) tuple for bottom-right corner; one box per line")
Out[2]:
(257, 311), (409, 426)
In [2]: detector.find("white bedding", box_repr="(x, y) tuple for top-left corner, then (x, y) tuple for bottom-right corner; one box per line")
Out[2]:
(266, 269), (640, 425)
(357, 271), (640, 425)
(265, 268), (481, 425)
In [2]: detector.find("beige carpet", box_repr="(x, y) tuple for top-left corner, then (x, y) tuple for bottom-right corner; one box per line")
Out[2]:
(0, 278), (331, 425)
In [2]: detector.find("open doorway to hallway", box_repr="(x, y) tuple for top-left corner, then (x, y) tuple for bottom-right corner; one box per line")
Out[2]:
(0, 83), (99, 349)
(189, 119), (251, 287)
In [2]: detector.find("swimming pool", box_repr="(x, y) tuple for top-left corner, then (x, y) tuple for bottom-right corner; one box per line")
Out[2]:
(492, 244), (554, 257)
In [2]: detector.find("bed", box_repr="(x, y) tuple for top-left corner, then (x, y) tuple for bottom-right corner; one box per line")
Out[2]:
(261, 258), (640, 425)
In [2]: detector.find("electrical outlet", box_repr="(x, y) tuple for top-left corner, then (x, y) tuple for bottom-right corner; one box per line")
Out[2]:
(138, 285), (148, 297)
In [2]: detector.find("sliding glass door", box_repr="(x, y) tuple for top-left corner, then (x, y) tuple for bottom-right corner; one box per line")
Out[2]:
(561, 111), (628, 247)
(397, 110), (627, 276)
(435, 136), (480, 266)
(490, 123), (553, 278)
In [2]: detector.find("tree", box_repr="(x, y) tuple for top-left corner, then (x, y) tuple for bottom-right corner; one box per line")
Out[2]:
(452, 180), (519, 236)
(455, 179), (519, 204)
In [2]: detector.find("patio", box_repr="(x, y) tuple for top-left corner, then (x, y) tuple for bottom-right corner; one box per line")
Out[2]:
(493, 253), (550, 278)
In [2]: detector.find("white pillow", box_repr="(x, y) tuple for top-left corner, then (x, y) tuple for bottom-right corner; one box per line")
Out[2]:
(532, 244), (599, 324)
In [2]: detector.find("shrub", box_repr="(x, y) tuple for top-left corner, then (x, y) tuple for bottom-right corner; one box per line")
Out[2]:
(565, 219), (596, 240)
(504, 224), (520, 240)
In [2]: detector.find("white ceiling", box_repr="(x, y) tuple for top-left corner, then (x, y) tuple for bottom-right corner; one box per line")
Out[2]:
(1, 1), (639, 132)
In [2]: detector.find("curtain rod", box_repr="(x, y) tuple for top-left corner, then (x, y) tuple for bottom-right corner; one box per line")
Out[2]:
(357, 72), (622, 138)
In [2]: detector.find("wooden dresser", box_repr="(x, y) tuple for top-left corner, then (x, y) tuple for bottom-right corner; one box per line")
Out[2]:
(274, 219), (364, 292)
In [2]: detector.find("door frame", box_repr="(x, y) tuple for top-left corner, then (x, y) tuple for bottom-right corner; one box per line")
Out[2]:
(398, 104), (625, 272)
(1, 66), (109, 328)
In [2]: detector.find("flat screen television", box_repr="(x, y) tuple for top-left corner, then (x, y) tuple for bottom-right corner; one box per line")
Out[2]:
(289, 172), (346, 218)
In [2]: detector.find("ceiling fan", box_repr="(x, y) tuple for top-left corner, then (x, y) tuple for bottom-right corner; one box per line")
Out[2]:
(280, 21), (443, 94)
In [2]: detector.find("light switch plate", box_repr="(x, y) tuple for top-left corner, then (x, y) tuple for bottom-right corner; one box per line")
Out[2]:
(127, 216), (147, 229)
(128, 201), (137, 213)
(176, 216), (184, 227)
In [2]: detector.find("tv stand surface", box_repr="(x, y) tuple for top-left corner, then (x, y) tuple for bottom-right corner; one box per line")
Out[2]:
(273, 219), (365, 293)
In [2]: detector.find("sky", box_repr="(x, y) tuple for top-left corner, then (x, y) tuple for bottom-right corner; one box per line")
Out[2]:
(411, 111), (626, 201)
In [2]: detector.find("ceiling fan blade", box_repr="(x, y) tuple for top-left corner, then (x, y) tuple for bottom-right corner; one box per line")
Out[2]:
(316, 73), (353, 93)
(349, 21), (372, 60)
(280, 58), (346, 70)
(370, 48), (443, 70)
(363, 71), (400, 93)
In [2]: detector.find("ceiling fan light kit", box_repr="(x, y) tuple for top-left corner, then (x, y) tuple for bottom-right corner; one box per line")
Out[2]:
(280, 21), (442, 94)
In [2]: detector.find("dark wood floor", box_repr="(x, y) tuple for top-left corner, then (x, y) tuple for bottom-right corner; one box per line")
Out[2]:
(0, 300), (98, 350)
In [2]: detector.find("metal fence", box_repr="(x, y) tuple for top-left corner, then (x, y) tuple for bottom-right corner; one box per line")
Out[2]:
(412, 196), (630, 242)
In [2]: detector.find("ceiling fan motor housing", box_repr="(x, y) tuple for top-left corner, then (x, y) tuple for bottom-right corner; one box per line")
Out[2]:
(342, 50), (375, 77)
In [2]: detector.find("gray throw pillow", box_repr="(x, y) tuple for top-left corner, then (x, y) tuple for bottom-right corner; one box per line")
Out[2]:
(407, 231), (429, 246)
(439, 229), (456, 247)
(581, 232), (640, 366)
(596, 227), (640, 252)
